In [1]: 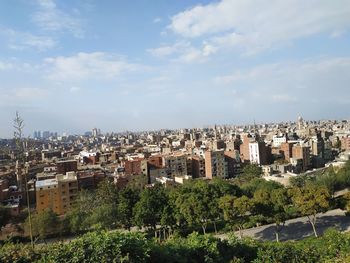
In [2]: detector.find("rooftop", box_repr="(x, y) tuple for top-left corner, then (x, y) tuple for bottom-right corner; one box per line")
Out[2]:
(36, 179), (57, 188)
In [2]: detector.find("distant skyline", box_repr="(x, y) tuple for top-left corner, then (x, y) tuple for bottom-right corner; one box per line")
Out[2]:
(1, 0), (350, 138)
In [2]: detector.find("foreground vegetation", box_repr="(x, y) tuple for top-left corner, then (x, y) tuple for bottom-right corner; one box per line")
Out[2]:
(1, 228), (350, 262)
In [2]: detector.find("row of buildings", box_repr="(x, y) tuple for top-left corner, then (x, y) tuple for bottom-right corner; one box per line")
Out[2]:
(1, 116), (350, 217)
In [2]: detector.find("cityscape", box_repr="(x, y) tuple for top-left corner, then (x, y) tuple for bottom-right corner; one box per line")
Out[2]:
(1, 0), (350, 262)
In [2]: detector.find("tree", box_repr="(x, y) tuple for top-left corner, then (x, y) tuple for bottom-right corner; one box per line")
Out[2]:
(241, 178), (283, 197)
(133, 184), (167, 234)
(290, 175), (309, 188)
(95, 179), (119, 205)
(0, 206), (11, 233)
(219, 195), (252, 238)
(242, 164), (262, 177)
(173, 180), (214, 234)
(66, 190), (96, 233)
(27, 209), (59, 240)
(117, 187), (140, 230)
(290, 185), (330, 237)
(13, 111), (34, 248)
(253, 188), (291, 242)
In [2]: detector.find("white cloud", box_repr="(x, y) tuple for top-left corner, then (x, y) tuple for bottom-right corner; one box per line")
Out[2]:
(148, 41), (212, 63)
(147, 41), (191, 57)
(215, 57), (350, 85)
(69, 86), (80, 93)
(32, 0), (83, 37)
(14, 87), (48, 99)
(0, 61), (14, 71)
(214, 57), (350, 106)
(0, 27), (56, 51)
(0, 59), (37, 72)
(168, 0), (350, 54)
(45, 52), (142, 81)
(153, 17), (162, 23)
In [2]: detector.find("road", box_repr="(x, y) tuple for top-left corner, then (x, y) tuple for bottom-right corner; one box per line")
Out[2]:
(216, 209), (350, 241)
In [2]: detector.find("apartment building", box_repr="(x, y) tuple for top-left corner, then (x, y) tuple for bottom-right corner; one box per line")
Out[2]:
(205, 150), (228, 179)
(163, 153), (188, 177)
(36, 172), (78, 215)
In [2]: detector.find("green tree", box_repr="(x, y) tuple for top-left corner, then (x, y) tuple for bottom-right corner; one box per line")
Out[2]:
(241, 178), (283, 197)
(173, 180), (214, 234)
(27, 209), (59, 240)
(242, 164), (262, 177)
(95, 178), (119, 204)
(290, 185), (330, 237)
(117, 187), (140, 230)
(253, 188), (291, 242)
(219, 195), (252, 238)
(66, 190), (95, 233)
(133, 184), (167, 233)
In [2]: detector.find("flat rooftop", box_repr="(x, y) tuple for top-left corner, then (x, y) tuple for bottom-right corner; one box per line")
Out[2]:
(36, 179), (57, 188)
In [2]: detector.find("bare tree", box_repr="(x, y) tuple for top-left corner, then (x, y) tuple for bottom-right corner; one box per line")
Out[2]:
(13, 111), (34, 249)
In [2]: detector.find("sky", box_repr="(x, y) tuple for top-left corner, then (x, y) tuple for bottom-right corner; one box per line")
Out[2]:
(1, 0), (350, 137)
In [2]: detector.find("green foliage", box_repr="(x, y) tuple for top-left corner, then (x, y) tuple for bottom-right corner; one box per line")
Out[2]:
(133, 184), (167, 230)
(242, 164), (262, 178)
(4, 229), (350, 263)
(241, 178), (283, 197)
(290, 185), (330, 217)
(290, 163), (350, 194)
(219, 194), (252, 238)
(25, 209), (59, 239)
(66, 179), (121, 232)
(172, 180), (223, 234)
(117, 187), (140, 230)
(0, 206), (11, 230)
(65, 190), (96, 233)
(42, 231), (150, 263)
(290, 185), (330, 237)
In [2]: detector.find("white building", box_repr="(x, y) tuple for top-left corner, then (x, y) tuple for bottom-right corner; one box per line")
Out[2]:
(272, 134), (287, 147)
(249, 142), (261, 164)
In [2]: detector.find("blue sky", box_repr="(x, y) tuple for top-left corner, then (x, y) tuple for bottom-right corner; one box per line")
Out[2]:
(1, 0), (350, 137)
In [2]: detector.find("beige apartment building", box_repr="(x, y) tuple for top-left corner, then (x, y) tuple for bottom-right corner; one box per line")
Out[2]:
(36, 172), (78, 215)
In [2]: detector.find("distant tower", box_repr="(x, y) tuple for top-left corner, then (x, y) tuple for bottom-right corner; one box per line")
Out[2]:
(92, 128), (98, 137)
(297, 116), (304, 130)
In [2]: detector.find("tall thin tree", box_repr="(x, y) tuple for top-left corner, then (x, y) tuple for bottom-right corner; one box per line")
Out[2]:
(13, 111), (34, 248)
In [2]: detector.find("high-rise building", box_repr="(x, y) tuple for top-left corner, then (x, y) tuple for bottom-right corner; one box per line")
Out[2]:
(205, 150), (228, 179)
(248, 142), (268, 165)
(163, 153), (188, 177)
(191, 156), (206, 178)
(280, 142), (294, 161)
(224, 151), (241, 178)
(43, 131), (50, 139)
(240, 134), (253, 162)
(92, 128), (98, 137)
(292, 145), (310, 171)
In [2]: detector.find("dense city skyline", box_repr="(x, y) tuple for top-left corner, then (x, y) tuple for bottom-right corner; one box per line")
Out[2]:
(1, 0), (350, 137)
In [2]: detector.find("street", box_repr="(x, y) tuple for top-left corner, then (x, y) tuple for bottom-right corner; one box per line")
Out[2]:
(216, 209), (350, 241)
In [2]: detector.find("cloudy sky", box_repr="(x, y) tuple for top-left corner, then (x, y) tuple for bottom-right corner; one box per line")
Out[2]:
(1, 0), (350, 137)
